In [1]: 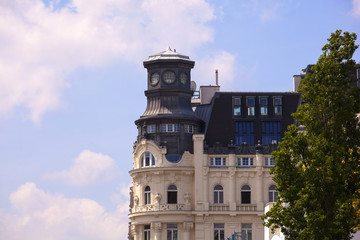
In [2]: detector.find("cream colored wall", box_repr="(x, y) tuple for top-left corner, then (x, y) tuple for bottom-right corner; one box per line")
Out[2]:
(129, 136), (278, 240)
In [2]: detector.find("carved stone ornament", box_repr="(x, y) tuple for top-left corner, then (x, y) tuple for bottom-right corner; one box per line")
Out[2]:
(203, 167), (209, 176)
(183, 221), (194, 230)
(134, 195), (139, 206)
(229, 167), (236, 178)
(131, 224), (137, 235)
(155, 192), (162, 203)
(151, 222), (162, 231)
(184, 192), (191, 204)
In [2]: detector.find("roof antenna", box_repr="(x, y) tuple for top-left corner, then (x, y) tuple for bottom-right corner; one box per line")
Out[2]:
(215, 69), (219, 86)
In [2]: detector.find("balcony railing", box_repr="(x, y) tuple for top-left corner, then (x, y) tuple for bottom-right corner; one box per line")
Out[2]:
(236, 204), (257, 211)
(209, 204), (229, 211)
(132, 203), (191, 213)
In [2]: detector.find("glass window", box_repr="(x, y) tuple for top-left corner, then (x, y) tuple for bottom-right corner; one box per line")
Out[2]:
(214, 223), (225, 240)
(269, 185), (278, 203)
(265, 158), (275, 166)
(144, 224), (151, 240)
(241, 224), (252, 240)
(210, 157), (226, 166)
(161, 124), (179, 133)
(185, 125), (193, 133)
(241, 185), (251, 204)
(144, 186), (151, 205)
(235, 121), (254, 145)
(247, 97), (255, 116)
(260, 96), (268, 115)
(214, 185), (224, 204)
(237, 157), (254, 167)
(262, 121), (281, 145)
(167, 185), (177, 204)
(167, 224), (178, 240)
(141, 152), (155, 167)
(274, 96), (282, 115)
(163, 71), (176, 84)
(233, 97), (241, 116)
(146, 124), (156, 133)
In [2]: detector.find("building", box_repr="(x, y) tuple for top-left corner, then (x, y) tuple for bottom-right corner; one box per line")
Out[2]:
(128, 48), (301, 240)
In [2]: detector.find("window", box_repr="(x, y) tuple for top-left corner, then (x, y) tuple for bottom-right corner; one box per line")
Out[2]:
(167, 185), (177, 204)
(144, 225), (151, 240)
(141, 152), (155, 167)
(146, 124), (156, 133)
(260, 96), (268, 115)
(269, 185), (278, 203)
(185, 125), (193, 133)
(274, 96), (282, 115)
(161, 124), (179, 132)
(241, 185), (251, 204)
(247, 97), (255, 116)
(233, 97), (241, 116)
(238, 157), (254, 167)
(235, 121), (254, 145)
(214, 185), (224, 204)
(210, 157), (226, 166)
(265, 158), (275, 167)
(214, 223), (225, 240)
(262, 121), (281, 145)
(144, 186), (151, 205)
(167, 224), (178, 240)
(241, 224), (252, 240)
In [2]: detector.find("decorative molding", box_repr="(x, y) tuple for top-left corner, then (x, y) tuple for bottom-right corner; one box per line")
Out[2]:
(183, 221), (194, 231)
(151, 222), (162, 231)
(203, 167), (209, 176)
(184, 192), (191, 204)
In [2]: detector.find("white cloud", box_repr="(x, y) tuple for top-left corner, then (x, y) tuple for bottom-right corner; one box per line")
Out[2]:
(45, 150), (118, 185)
(193, 51), (237, 90)
(0, 0), (216, 123)
(0, 182), (129, 240)
(351, 0), (360, 17)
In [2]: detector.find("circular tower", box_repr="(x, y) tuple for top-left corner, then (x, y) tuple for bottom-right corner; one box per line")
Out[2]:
(135, 47), (202, 160)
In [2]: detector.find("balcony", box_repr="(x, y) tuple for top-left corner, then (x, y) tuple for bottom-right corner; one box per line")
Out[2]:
(236, 204), (257, 211)
(132, 203), (191, 213)
(209, 204), (229, 211)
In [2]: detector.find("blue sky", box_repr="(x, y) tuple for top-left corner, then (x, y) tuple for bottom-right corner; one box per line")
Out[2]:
(0, 0), (359, 239)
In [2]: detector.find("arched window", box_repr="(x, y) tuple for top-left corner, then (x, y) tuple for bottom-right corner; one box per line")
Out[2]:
(269, 185), (278, 203)
(144, 186), (151, 205)
(141, 152), (155, 167)
(167, 185), (177, 204)
(214, 185), (224, 204)
(241, 185), (251, 204)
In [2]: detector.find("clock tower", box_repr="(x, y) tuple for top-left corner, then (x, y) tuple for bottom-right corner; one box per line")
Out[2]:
(135, 47), (202, 160)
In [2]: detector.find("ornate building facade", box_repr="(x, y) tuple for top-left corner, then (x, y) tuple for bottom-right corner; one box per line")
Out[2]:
(128, 48), (301, 240)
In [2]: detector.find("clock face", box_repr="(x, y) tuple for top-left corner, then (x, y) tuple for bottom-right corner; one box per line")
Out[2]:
(180, 73), (188, 84)
(150, 73), (160, 86)
(163, 71), (176, 84)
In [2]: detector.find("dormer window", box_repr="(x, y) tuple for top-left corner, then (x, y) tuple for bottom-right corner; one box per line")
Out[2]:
(247, 97), (255, 116)
(233, 97), (241, 116)
(260, 96), (268, 115)
(274, 96), (282, 115)
(161, 124), (179, 132)
(146, 124), (156, 133)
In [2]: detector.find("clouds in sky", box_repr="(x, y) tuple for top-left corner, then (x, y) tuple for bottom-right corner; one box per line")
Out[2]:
(352, 0), (360, 16)
(45, 149), (117, 185)
(0, 182), (129, 240)
(0, 0), (217, 123)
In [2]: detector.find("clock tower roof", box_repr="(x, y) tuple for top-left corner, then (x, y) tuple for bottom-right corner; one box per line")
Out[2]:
(144, 47), (194, 65)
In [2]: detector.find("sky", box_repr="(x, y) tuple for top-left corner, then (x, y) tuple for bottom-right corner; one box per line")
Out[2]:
(0, 0), (359, 239)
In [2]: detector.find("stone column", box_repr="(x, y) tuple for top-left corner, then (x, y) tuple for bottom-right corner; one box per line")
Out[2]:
(131, 224), (138, 240)
(193, 134), (205, 211)
(152, 222), (162, 240)
(255, 145), (264, 210)
(228, 153), (236, 211)
(183, 222), (194, 240)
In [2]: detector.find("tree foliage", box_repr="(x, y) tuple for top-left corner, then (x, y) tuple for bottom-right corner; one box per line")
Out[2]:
(263, 30), (360, 240)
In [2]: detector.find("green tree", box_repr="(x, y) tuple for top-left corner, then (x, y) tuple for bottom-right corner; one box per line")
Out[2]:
(263, 30), (360, 240)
